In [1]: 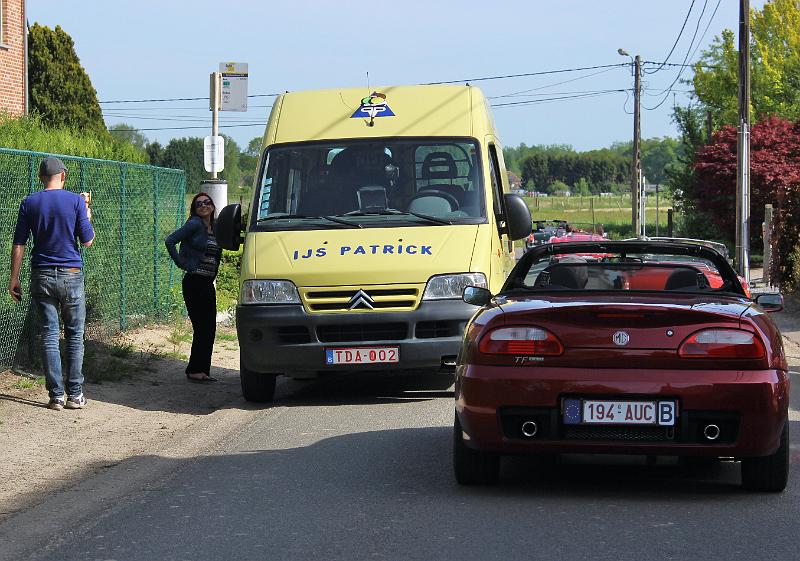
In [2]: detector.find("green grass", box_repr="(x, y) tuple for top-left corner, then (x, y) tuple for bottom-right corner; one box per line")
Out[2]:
(525, 195), (674, 240)
(12, 375), (45, 390)
(215, 330), (238, 342)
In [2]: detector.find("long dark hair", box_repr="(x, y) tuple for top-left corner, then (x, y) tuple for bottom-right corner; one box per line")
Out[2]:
(189, 192), (215, 227)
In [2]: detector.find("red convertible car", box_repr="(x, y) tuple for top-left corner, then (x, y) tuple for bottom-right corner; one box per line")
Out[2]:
(455, 241), (788, 491)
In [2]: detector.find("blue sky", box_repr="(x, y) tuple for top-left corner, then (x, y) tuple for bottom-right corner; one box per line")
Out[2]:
(29, 0), (764, 152)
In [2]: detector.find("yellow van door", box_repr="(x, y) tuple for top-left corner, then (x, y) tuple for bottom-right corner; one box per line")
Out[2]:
(486, 141), (517, 290)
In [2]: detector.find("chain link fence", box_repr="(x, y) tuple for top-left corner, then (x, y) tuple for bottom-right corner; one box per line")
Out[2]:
(0, 148), (186, 371)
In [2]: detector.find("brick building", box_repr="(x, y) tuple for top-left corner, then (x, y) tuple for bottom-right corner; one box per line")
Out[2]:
(0, 0), (27, 117)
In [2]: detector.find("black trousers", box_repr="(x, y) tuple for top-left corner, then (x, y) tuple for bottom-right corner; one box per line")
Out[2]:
(182, 274), (216, 375)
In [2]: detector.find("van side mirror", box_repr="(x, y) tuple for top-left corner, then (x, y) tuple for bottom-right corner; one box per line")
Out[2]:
(503, 193), (533, 241)
(215, 204), (243, 250)
(755, 292), (783, 313)
(463, 286), (493, 307)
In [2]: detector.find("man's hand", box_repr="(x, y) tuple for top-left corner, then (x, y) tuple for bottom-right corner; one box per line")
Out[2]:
(81, 192), (92, 222)
(8, 278), (22, 302)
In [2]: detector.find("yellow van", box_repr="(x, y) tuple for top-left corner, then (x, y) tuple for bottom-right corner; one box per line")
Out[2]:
(216, 85), (532, 401)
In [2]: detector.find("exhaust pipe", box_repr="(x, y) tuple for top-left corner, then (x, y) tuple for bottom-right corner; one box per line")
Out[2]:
(521, 420), (538, 438)
(703, 424), (720, 441)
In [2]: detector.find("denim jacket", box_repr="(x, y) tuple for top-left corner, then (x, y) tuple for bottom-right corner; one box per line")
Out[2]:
(165, 215), (217, 273)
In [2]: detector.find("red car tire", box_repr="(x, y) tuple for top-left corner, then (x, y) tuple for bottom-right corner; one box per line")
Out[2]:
(453, 412), (499, 485)
(741, 422), (789, 492)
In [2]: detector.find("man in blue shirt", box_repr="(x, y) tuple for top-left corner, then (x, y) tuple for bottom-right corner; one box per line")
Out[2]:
(8, 157), (95, 410)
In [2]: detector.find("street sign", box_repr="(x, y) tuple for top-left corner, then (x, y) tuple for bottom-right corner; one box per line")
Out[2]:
(204, 135), (225, 173)
(219, 62), (248, 112)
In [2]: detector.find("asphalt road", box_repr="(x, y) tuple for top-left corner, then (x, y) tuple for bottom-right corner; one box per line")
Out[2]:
(17, 364), (800, 561)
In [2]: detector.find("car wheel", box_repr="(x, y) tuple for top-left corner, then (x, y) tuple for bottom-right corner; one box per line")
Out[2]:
(240, 362), (277, 403)
(453, 412), (499, 485)
(741, 422), (789, 492)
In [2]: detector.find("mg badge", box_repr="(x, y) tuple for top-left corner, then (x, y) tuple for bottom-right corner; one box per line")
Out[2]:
(348, 290), (375, 310)
(612, 331), (630, 346)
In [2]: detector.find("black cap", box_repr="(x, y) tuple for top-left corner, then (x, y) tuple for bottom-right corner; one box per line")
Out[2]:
(38, 156), (67, 177)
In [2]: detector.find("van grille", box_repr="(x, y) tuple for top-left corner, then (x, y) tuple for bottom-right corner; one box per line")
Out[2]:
(301, 285), (422, 313)
(317, 323), (408, 343)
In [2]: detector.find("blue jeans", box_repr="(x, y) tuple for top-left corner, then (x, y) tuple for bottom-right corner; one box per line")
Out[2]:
(30, 267), (87, 398)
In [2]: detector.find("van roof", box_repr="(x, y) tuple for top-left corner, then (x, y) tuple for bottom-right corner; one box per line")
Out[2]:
(265, 85), (496, 145)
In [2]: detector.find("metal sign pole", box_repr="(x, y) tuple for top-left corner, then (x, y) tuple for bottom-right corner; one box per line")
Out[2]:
(210, 72), (221, 180)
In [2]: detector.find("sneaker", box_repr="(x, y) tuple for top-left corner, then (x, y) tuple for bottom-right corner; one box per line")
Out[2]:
(48, 397), (65, 411)
(65, 394), (87, 409)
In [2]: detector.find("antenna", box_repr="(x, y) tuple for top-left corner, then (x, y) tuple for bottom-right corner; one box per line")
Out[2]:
(366, 71), (370, 92)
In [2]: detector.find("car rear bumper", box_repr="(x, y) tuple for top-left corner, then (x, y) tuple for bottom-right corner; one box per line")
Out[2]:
(237, 300), (477, 376)
(455, 365), (789, 458)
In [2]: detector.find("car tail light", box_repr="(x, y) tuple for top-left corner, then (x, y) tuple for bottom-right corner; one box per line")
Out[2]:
(678, 329), (765, 359)
(478, 326), (563, 356)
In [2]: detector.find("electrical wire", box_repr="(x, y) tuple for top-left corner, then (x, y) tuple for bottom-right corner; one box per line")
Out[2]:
(491, 90), (624, 108)
(488, 67), (617, 99)
(645, 0), (696, 75)
(424, 63), (630, 85)
(99, 93), (280, 104)
(643, 0), (709, 110)
(108, 123), (265, 132)
(688, 0), (723, 63)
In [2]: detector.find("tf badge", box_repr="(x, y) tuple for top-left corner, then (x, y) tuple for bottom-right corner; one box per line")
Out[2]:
(351, 91), (395, 124)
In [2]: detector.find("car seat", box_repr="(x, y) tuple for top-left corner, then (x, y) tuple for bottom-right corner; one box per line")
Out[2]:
(419, 152), (466, 206)
(542, 265), (588, 289)
(664, 268), (703, 290)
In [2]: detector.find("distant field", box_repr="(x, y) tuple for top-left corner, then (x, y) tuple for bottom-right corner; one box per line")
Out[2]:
(524, 195), (674, 240)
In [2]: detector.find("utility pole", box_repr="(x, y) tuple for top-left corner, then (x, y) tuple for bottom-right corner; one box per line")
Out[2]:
(618, 49), (642, 236)
(209, 72), (221, 180)
(735, 0), (751, 280)
(632, 55), (642, 237)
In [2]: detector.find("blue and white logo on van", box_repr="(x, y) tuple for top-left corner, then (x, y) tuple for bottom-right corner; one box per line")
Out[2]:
(351, 92), (395, 119)
(348, 290), (375, 310)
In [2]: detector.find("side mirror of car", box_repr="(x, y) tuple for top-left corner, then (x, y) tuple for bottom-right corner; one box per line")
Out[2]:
(755, 292), (783, 313)
(503, 193), (533, 241)
(463, 286), (493, 307)
(215, 204), (243, 250)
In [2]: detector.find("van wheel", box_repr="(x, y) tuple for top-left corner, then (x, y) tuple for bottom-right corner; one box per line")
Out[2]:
(741, 423), (789, 492)
(240, 365), (277, 403)
(453, 412), (499, 485)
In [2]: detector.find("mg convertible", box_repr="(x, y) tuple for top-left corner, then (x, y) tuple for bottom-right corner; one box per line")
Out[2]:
(454, 241), (788, 491)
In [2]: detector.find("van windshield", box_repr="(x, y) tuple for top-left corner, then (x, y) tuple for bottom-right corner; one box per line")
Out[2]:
(252, 138), (485, 230)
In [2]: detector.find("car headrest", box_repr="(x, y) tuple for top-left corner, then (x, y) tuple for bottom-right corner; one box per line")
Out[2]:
(546, 265), (588, 289)
(421, 152), (457, 180)
(664, 268), (702, 290)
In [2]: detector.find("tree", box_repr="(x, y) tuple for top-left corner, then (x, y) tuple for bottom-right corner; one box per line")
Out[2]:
(219, 134), (242, 188)
(693, 0), (800, 127)
(28, 24), (106, 133)
(692, 116), (800, 286)
(146, 141), (164, 167)
(109, 123), (148, 150)
(161, 137), (205, 192)
(238, 136), (262, 188)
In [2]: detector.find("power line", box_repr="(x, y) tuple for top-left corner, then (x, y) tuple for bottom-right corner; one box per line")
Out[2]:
(108, 123), (265, 132)
(688, 0), (723, 63)
(424, 63), (630, 85)
(643, 0), (710, 110)
(645, 0), (696, 75)
(488, 67), (617, 99)
(491, 90), (624, 108)
(99, 93), (280, 104)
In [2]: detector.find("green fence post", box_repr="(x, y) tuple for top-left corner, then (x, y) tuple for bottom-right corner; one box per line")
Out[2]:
(153, 170), (160, 319)
(28, 155), (36, 194)
(119, 164), (127, 331)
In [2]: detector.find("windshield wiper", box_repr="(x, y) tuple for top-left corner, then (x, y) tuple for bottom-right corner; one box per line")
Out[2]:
(257, 214), (362, 228)
(340, 209), (453, 225)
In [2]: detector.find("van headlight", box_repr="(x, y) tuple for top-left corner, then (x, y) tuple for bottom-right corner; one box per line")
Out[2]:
(241, 280), (301, 304)
(422, 273), (488, 300)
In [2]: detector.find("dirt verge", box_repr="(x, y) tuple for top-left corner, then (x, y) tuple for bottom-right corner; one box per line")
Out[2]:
(0, 321), (246, 522)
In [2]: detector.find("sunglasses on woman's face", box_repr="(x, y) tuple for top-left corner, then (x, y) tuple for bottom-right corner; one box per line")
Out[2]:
(194, 199), (214, 208)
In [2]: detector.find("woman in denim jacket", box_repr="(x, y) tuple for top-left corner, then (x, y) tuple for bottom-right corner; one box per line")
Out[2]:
(165, 192), (222, 383)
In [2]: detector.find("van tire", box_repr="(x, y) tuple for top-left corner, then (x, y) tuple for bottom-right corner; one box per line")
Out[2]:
(741, 422), (789, 492)
(240, 365), (277, 403)
(453, 412), (499, 485)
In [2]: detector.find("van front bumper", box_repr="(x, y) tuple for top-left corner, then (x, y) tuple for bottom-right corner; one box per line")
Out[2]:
(236, 300), (478, 376)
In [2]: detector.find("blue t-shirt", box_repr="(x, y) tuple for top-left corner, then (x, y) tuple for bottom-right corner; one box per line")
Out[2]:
(12, 189), (95, 268)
